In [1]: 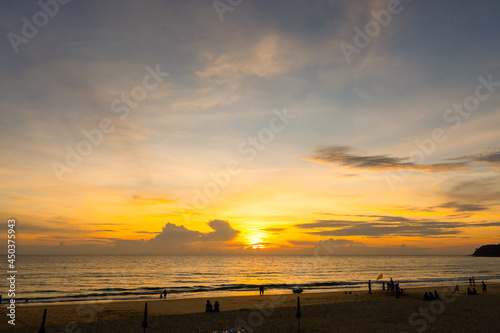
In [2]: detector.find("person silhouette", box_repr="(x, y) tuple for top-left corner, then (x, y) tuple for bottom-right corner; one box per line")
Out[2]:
(467, 287), (472, 295)
(424, 292), (429, 300)
(434, 290), (439, 300)
(164, 290), (167, 298)
(469, 277), (472, 286)
(368, 280), (372, 294)
(482, 281), (487, 293)
(214, 301), (220, 312)
(206, 300), (213, 312)
(472, 277), (475, 286)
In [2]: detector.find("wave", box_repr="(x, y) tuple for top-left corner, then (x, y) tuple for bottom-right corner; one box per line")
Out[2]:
(17, 276), (500, 304)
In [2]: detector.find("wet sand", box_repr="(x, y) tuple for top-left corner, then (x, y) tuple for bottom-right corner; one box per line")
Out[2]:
(1, 283), (499, 332)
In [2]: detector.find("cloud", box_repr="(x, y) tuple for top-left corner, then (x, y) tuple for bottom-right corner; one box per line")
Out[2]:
(306, 146), (467, 173)
(203, 219), (240, 241)
(315, 238), (363, 247)
(147, 223), (201, 245)
(306, 222), (464, 237)
(297, 215), (410, 229)
(196, 34), (292, 89)
(449, 148), (500, 169)
(438, 201), (488, 212)
(296, 215), (500, 238)
(438, 176), (500, 202)
(313, 238), (431, 255)
(145, 219), (240, 252)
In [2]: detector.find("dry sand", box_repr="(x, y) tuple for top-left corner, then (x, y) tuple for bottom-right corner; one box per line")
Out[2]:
(1, 283), (499, 332)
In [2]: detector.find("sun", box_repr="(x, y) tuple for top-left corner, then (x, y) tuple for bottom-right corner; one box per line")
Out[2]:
(246, 231), (268, 250)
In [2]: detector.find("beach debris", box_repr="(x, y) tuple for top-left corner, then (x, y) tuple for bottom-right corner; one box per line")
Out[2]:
(38, 308), (47, 333)
(292, 287), (303, 293)
(141, 302), (148, 331)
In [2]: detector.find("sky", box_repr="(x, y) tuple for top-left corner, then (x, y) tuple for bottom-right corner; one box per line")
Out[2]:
(1, 0), (500, 255)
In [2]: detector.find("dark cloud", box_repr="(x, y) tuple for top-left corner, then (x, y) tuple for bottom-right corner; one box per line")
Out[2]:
(296, 216), (500, 238)
(307, 146), (467, 172)
(296, 220), (355, 229)
(148, 223), (201, 247)
(449, 148), (500, 168)
(307, 222), (464, 237)
(203, 219), (240, 241)
(297, 215), (410, 229)
(438, 201), (487, 212)
(147, 220), (240, 249)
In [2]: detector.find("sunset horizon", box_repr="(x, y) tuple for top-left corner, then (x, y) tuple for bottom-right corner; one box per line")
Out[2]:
(2, 1), (500, 332)
(2, 0), (500, 257)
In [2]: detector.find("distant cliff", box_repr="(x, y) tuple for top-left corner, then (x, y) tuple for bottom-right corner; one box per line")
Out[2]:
(472, 244), (500, 257)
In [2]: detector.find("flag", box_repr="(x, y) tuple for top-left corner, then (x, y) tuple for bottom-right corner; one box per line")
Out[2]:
(377, 273), (383, 280)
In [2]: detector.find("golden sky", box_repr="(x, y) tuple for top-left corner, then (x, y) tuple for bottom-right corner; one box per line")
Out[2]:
(1, 0), (500, 255)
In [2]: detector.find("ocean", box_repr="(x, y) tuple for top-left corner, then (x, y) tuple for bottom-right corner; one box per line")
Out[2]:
(6, 255), (500, 304)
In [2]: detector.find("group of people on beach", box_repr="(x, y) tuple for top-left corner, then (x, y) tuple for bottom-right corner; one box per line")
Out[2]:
(380, 278), (403, 298)
(205, 300), (220, 312)
(424, 290), (440, 300)
(466, 281), (487, 295)
(159, 289), (167, 299)
(468, 277), (487, 292)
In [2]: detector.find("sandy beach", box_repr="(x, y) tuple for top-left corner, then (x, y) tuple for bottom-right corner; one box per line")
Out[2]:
(1, 283), (499, 332)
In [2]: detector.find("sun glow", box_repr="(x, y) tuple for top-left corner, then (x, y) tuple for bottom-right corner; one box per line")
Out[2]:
(246, 231), (268, 249)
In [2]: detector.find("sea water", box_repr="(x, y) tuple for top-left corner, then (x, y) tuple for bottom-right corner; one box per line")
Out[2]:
(4, 255), (499, 304)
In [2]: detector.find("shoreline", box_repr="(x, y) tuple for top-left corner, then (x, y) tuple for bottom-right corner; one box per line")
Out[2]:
(7, 278), (500, 307)
(1, 282), (498, 332)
